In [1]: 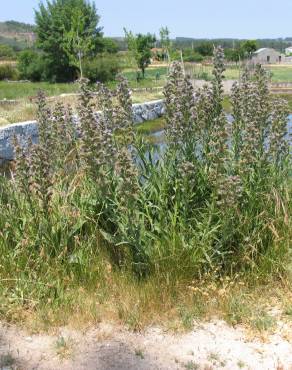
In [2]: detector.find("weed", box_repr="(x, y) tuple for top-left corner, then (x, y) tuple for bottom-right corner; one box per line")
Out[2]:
(225, 294), (253, 326)
(0, 352), (15, 368)
(184, 360), (200, 370)
(284, 306), (292, 317)
(237, 360), (246, 368)
(55, 336), (73, 359)
(134, 348), (145, 359)
(251, 312), (276, 332)
(0, 47), (291, 330)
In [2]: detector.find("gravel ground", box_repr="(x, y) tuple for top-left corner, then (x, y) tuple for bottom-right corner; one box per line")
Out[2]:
(1, 320), (292, 370)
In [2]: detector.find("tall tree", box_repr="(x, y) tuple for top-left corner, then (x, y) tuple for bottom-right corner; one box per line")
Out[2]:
(240, 40), (257, 58)
(124, 29), (156, 78)
(35, 0), (103, 81)
(159, 26), (171, 62)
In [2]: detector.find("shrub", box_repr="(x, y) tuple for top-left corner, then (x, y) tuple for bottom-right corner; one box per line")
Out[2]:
(183, 49), (204, 63)
(17, 49), (48, 81)
(0, 64), (18, 80)
(83, 54), (120, 82)
(102, 37), (118, 53)
(0, 44), (15, 60)
(0, 48), (290, 315)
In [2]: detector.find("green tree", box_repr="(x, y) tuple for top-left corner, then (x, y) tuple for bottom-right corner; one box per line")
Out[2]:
(17, 49), (47, 81)
(124, 29), (156, 78)
(159, 26), (171, 62)
(102, 37), (118, 53)
(224, 47), (242, 62)
(195, 42), (213, 56)
(35, 0), (103, 81)
(240, 40), (257, 58)
(63, 8), (96, 78)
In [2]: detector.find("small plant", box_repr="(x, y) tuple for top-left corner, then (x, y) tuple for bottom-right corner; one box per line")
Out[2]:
(225, 295), (253, 326)
(251, 312), (276, 332)
(55, 336), (73, 359)
(0, 352), (15, 368)
(0, 64), (18, 81)
(237, 360), (246, 368)
(184, 360), (200, 370)
(284, 306), (292, 317)
(134, 348), (145, 359)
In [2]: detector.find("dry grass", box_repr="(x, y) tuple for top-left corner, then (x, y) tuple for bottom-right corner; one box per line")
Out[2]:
(0, 60), (16, 65)
(10, 269), (291, 337)
(0, 91), (164, 125)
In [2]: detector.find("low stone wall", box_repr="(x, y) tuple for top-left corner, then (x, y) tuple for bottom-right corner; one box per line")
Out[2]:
(0, 100), (165, 163)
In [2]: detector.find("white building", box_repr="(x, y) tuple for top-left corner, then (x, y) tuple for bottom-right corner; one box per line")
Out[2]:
(285, 46), (292, 56)
(252, 48), (282, 64)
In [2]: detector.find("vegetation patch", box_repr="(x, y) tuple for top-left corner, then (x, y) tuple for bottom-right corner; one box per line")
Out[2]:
(0, 48), (291, 331)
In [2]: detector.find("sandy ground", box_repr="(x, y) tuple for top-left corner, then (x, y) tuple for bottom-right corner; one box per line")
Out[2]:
(1, 319), (292, 370)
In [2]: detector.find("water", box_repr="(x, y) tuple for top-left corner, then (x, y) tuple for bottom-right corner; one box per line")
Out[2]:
(1, 115), (291, 177)
(150, 114), (292, 145)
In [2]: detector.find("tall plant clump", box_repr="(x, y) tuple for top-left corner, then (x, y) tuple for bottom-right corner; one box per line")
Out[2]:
(0, 47), (291, 311)
(161, 47), (291, 273)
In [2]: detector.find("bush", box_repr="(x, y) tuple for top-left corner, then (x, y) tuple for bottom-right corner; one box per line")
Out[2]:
(0, 49), (290, 317)
(17, 49), (48, 81)
(183, 49), (204, 63)
(102, 37), (118, 54)
(0, 44), (15, 60)
(83, 54), (120, 82)
(0, 64), (18, 80)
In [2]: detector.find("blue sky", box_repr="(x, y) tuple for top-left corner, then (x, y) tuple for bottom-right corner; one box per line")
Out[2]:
(1, 0), (292, 39)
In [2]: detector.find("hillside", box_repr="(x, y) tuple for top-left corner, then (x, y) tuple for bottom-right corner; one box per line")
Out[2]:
(0, 20), (35, 33)
(0, 21), (35, 50)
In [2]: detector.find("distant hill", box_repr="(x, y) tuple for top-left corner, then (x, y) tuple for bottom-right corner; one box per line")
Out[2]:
(0, 21), (36, 51)
(0, 20), (35, 33)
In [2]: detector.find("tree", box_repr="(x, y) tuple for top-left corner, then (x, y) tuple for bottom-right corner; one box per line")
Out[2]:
(63, 8), (95, 78)
(159, 26), (171, 62)
(101, 38), (118, 53)
(124, 29), (156, 78)
(195, 42), (213, 56)
(224, 47), (243, 62)
(17, 50), (48, 81)
(35, 0), (103, 81)
(240, 40), (257, 58)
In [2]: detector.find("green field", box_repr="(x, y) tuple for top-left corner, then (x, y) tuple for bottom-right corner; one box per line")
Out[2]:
(1, 64), (292, 101)
(1, 64), (292, 125)
(265, 66), (292, 82)
(0, 81), (78, 100)
(0, 67), (167, 100)
(186, 63), (292, 82)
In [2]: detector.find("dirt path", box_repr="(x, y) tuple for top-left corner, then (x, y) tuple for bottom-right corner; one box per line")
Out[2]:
(1, 320), (292, 370)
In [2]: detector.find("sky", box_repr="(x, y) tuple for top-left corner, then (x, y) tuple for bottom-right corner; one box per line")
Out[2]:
(0, 0), (292, 39)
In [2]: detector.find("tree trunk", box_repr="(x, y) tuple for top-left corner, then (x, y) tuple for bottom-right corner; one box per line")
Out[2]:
(78, 51), (83, 79)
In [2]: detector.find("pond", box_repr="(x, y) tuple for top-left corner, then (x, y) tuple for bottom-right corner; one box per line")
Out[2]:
(150, 114), (292, 146)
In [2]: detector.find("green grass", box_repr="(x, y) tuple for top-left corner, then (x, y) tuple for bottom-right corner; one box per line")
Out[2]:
(0, 64), (291, 102)
(0, 68), (166, 101)
(0, 81), (78, 100)
(108, 66), (168, 89)
(265, 65), (292, 82)
(135, 117), (165, 134)
(122, 66), (168, 81)
(0, 59), (291, 335)
(186, 63), (292, 82)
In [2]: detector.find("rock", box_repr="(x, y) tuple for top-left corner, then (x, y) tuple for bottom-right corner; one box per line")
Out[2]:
(0, 100), (165, 162)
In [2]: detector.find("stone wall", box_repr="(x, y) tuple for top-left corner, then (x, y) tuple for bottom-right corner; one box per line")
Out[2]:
(0, 100), (165, 163)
